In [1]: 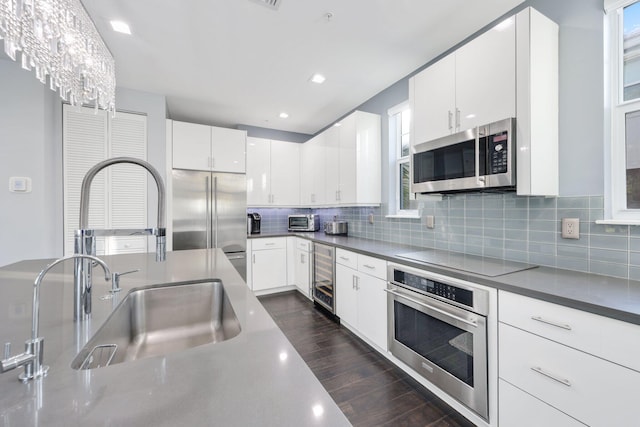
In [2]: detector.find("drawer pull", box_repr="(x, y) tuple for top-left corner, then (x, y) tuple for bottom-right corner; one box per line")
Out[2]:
(531, 316), (572, 331)
(265, 243), (275, 246)
(362, 264), (376, 269)
(531, 366), (572, 387)
(339, 256), (350, 261)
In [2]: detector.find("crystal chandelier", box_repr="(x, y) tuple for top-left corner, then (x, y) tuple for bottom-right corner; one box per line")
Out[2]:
(0, 0), (116, 112)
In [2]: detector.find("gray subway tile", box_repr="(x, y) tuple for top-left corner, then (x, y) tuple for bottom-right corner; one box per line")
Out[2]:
(529, 209), (556, 221)
(505, 239), (528, 251)
(589, 248), (628, 264)
(529, 197), (557, 209)
(529, 231), (556, 244)
(556, 257), (589, 273)
(589, 223), (628, 236)
(589, 261), (628, 279)
(556, 244), (588, 259)
(556, 209), (589, 222)
(589, 196), (604, 209)
(558, 197), (589, 209)
(589, 234), (628, 251)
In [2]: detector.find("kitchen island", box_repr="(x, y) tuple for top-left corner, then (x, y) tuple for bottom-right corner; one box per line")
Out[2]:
(0, 249), (350, 426)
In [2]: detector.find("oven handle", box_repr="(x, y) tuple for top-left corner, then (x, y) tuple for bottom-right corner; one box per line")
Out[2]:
(384, 288), (478, 328)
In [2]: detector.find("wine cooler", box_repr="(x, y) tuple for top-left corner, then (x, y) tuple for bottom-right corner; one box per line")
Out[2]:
(312, 243), (335, 313)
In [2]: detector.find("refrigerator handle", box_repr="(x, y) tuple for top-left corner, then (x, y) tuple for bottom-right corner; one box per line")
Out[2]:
(205, 176), (211, 248)
(213, 176), (218, 248)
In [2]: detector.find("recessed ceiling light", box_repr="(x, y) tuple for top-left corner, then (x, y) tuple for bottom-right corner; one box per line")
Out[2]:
(110, 20), (131, 35)
(333, 122), (341, 127)
(279, 112), (289, 119)
(310, 73), (326, 84)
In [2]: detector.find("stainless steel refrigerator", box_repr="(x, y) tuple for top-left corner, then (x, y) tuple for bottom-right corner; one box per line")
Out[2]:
(172, 169), (247, 280)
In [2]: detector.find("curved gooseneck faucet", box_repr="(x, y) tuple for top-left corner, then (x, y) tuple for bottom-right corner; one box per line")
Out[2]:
(78, 157), (165, 231)
(74, 157), (166, 321)
(0, 254), (111, 382)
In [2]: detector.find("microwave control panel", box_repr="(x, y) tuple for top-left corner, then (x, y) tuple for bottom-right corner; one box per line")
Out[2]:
(488, 131), (509, 175)
(392, 269), (473, 308)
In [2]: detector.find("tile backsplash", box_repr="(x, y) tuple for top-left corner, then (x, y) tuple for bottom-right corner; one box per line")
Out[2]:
(249, 193), (640, 280)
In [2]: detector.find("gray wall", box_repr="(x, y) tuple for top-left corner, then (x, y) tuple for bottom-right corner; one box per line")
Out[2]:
(0, 60), (60, 266)
(0, 59), (168, 267)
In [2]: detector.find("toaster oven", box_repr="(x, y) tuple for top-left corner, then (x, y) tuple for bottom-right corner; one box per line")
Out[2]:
(288, 214), (319, 232)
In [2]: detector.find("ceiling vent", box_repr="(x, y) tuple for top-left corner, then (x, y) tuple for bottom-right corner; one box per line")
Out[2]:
(249, 0), (281, 10)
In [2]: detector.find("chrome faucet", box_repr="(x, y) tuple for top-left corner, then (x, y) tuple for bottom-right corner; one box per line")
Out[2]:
(1, 254), (111, 382)
(74, 157), (166, 321)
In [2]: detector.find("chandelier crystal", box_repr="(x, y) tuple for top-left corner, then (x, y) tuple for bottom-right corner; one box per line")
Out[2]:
(0, 0), (116, 112)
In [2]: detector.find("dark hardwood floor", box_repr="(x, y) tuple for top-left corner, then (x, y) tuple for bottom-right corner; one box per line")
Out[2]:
(258, 291), (476, 427)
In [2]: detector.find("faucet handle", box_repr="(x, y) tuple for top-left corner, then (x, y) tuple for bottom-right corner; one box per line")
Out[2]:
(4, 342), (10, 359)
(111, 269), (140, 293)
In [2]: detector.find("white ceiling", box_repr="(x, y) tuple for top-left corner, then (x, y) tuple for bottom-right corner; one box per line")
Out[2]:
(80, 0), (523, 135)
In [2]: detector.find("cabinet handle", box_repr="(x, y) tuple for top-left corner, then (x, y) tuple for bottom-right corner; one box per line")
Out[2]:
(356, 276), (360, 290)
(530, 366), (572, 387)
(301, 254), (305, 263)
(339, 256), (350, 261)
(252, 254), (256, 264)
(531, 316), (572, 331)
(455, 108), (460, 130)
(362, 264), (375, 270)
(265, 243), (275, 246)
(352, 275), (356, 289)
(448, 110), (453, 131)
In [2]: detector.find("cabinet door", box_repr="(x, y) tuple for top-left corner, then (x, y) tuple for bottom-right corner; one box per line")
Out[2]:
(411, 54), (456, 144)
(324, 125), (341, 204)
(337, 114), (357, 204)
(270, 140), (300, 206)
(246, 137), (271, 206)
(211, 126), (246, 173)
(455, 20), (516, 131)
(336, 264), (358, 327)
(294, 247), (311, 298)
(301, 134), (326, 205)
(172, 121), (211, 170)
(251, 248), (287, 291)
(357, 273), (388, 351)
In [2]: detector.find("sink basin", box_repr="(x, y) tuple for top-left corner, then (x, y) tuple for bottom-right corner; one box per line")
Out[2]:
(71, 279), (241, 370)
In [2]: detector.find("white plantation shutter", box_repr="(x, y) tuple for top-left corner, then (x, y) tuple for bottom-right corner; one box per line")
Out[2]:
(63, 106), (108, 255)
(108, 112), (148, 254)
(63, 105), (148, 256)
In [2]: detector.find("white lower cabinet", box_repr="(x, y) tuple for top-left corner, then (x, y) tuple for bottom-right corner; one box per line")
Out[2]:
(335, 249), (387, 351)
(498, 291), (640, 426)
(250, 238), (287, 292)
(499, 380), (585, 427)
(292, 238), (312, 299)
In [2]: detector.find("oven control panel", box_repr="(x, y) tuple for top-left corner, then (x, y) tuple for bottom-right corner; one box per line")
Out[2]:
(393, 269), (473, 308)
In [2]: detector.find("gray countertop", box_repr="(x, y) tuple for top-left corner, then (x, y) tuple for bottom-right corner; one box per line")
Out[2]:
(252, 232), (640, 325)
(0, 249), (350, 426)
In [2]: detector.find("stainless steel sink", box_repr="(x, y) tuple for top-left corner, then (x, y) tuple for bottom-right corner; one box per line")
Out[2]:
(71, 279), (241, 370)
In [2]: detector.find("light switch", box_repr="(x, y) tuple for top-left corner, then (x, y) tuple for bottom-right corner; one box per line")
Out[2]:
(9, 177), (32, 193)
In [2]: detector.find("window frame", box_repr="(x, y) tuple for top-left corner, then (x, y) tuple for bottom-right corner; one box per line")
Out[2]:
(387, 101), (418, 218)
(603, 0), (640, 224)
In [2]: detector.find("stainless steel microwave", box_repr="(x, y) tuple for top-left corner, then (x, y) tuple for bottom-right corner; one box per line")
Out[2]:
(411, 118), (515, 193)
(288, 214), (319, 232)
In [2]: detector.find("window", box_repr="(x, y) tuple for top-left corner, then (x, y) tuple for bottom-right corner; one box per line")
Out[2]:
(605, 0), (640, 223)
(388, 102), (417, 217)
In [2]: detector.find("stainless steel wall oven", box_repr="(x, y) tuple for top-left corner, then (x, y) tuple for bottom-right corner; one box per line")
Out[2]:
(386, 263), (489, 420)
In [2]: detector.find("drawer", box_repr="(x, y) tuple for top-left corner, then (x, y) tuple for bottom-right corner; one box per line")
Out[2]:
(499, 380), (585, 427)
(357, 254), (386, 280)
(336, 248), (358, 269)
(108, 236), (147, 253)
(499, 291), (640, 372)
(252, 237), (286, 251)
(499, 322), (640, 427)
(498, 380), (584, 427)
(295, 238), (311, 252)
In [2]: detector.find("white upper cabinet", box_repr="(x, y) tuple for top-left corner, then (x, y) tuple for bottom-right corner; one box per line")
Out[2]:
(300, 133), (327, 206)
(455, 19), (516, 132)
(324, 111), (381, 206)
(411, 54), (456, 145)
(410, 18), (516, 145)
(247, 137), (300, 207)
(172, 120), (246, 173)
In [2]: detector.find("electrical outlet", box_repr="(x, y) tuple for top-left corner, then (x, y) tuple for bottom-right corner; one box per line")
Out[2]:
(561, 218), (580, 239)
(425, 215), (435, 229)
(368, 213), (374, 224)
